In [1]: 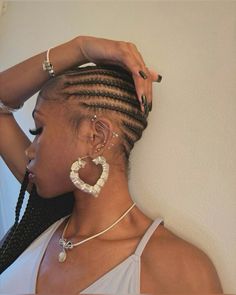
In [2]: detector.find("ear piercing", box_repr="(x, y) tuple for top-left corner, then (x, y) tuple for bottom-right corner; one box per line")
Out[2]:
(96, 140), (106, 153)
(91, 114), (97, 122)
(96, 133), (119, 152)
(91, 115), (119, 152)
(112, 131), (119, 138)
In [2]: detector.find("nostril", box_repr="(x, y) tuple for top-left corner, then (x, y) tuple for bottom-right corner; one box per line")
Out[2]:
(25, 149), (35, 161)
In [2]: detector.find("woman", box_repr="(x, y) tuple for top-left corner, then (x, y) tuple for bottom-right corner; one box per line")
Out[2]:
(0, 36), (222, 293)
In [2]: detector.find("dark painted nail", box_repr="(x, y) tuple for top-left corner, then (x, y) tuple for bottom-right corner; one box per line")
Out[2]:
(139, 70), (148, 80)
(141, 94), (147, 105)
(141, 95), (149, 115)
(145, 104), (149, 116)
(148, 101), (152, 112)
(156, 74), (162, 83)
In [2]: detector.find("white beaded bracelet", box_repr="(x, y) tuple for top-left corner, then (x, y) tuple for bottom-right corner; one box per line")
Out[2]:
(42, 47), (55, 77)
(0, 99), (23, 114)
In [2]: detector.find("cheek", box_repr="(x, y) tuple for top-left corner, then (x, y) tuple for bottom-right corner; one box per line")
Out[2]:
(35, 161), (74, 198)
(33, 140), (76, 197)
(32, 129), (90, 197)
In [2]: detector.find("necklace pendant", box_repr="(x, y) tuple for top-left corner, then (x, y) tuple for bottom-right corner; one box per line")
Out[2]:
(58, 250), (67, 263)
(58, 203), (136, 263)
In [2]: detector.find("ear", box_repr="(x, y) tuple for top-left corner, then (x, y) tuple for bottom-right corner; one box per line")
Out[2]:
(89, 116), (114, 157)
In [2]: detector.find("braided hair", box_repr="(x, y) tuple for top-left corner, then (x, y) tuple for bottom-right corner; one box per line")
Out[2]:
(0, 65), (150, 274)
(40, 65), (150, 163)
(0, 174), (74, 274)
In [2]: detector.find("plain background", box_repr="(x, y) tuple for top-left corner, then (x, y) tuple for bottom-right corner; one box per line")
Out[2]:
(0, 1), (235, 293)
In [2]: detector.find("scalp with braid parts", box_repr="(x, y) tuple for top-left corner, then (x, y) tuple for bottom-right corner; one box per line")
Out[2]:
(0, 65), (150, 274)
(40, 65), (150, 163)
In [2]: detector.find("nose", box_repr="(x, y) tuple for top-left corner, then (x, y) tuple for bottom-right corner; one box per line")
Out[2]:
(25, 143), (35, 161)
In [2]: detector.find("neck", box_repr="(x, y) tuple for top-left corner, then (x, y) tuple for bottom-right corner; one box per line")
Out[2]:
(69, 168), (135, 237)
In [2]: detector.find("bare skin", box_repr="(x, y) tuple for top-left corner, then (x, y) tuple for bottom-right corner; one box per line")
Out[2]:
(0, 36), (222, 293)
(36, 217), (222, 293)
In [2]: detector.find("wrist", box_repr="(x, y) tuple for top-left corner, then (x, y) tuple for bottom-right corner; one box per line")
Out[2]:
(0, 99), (23, 114)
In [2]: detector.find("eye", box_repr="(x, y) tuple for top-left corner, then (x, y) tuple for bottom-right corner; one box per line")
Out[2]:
(29, 127), (43, 136)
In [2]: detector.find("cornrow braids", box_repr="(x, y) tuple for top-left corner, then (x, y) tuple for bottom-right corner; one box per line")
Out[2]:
(66, 65), (134, 83)
(64, 90), (140, 108)
(64, 78), (136, 95)
(0, 171), (73, 274)
(40, 64), (150, 162)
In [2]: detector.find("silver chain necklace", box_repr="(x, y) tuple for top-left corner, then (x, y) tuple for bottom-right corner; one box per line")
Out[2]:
(58, 203), (136, 263)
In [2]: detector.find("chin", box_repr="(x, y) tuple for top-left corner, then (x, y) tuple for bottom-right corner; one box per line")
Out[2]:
(33, 183), (56, 198)
(35, 186), (54, 198)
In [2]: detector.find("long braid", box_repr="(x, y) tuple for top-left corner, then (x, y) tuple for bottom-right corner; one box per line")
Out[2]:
(14, 169), (29, 225)
(0, 65), (150, 273)
(0, 170), (30, 263)
(0, 172), (73, 274)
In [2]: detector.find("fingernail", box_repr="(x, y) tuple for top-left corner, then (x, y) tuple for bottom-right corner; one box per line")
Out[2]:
(139, 70), (147, 80)
(148, 101), (152, 112)
(141, 94), (147, 105)
(156, 74), (162, 83)
(145, 104), (149, 116)
(141, 95), (149, 115)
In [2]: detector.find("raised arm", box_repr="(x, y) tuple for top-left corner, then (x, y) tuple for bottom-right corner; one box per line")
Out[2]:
(0, 36), (158, 108)
(0, 36), (159, 183)
(0, 37), (86, 107)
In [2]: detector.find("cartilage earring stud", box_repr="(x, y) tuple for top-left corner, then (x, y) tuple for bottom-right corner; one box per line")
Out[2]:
(91, 115), (97, 122)
(112, 132), (119, 138)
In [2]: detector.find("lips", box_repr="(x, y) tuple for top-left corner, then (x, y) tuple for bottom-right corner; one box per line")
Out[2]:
(28, 172), (36, 183)
(27, 166), (36, 182)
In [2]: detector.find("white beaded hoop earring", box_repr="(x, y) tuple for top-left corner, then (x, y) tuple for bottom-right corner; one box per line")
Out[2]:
(69, 156), (109, 197)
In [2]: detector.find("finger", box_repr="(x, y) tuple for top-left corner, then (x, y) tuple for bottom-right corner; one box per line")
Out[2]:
(144, 67), (151, 101)
(120, 55), (146, 110)
(126, 45), (151, 112)
(128, 42), (146, 70)
(131, 68), (147, 113)
(128, 44), (151, 93)
(113, 42), (150, 113)
(127, 45), (154, 113)
(149, 68), (162, 83)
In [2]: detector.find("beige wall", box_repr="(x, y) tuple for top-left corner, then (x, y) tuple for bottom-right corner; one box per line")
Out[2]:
(0, 1), (235, 293)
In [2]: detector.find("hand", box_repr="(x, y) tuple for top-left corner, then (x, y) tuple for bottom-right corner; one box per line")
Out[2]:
(78, 36), (161, 113)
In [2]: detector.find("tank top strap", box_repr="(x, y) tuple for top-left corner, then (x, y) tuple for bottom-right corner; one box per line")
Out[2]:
(134, 217), (163, 257)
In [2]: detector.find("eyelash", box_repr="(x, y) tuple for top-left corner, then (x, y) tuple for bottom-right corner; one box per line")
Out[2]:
(29, 127), (43, 136)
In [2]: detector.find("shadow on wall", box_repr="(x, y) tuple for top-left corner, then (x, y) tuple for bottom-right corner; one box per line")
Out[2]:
(0, 1), (7, 17)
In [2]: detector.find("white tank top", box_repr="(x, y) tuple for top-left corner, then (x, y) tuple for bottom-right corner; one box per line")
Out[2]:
(0, 216), (163, 294)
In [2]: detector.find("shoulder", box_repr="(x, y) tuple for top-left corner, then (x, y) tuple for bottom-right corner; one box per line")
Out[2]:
(141, 223), (223, 293)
